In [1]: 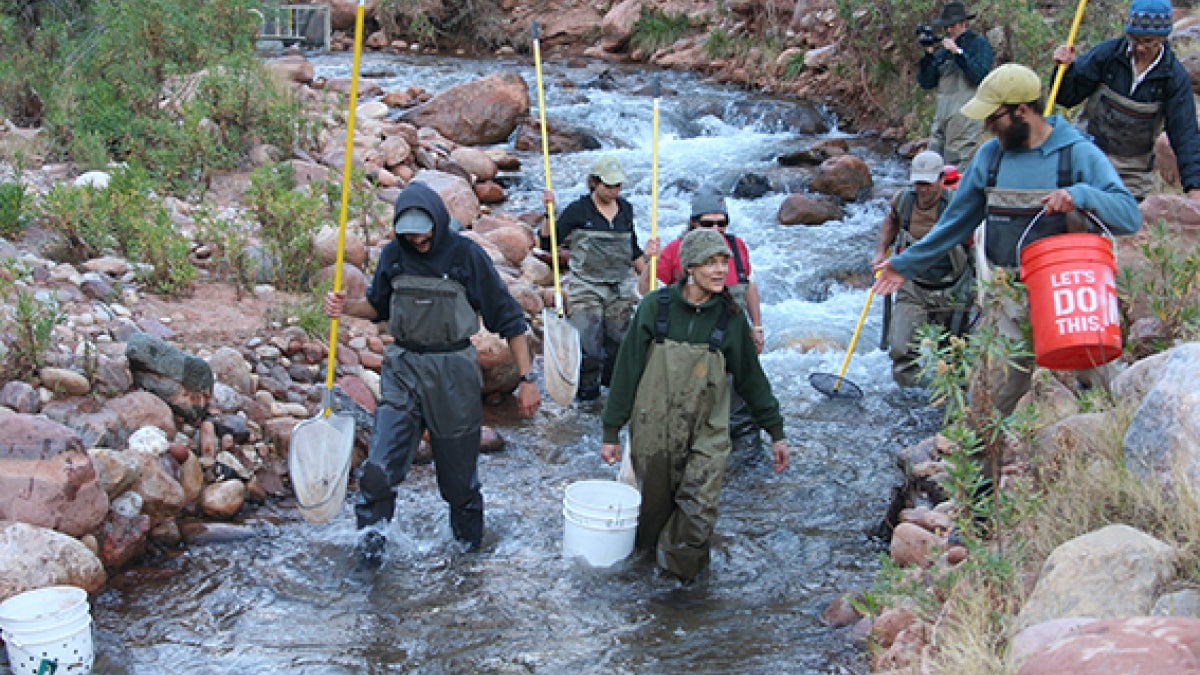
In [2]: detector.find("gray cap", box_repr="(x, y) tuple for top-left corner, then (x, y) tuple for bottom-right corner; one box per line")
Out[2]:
(394, 208), (435, 235)
(910, 150), (945, 183)
(679, 228), (731, 270)
(590, 154), (626, 185)
(690, 190), (729, 218)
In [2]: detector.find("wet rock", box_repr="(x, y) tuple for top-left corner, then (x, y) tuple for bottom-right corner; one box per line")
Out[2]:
(732, 173), (773, 199)
(400, 71), (530, 146)
(180, 521), (257, 544)
(149, 518), (181, 547)
(822, 592), (864, 627)
(809, 154), (873, 201)
(98, 509), (150, 568)
(0, 521), (107, 601)
(777, 193), (842, 225)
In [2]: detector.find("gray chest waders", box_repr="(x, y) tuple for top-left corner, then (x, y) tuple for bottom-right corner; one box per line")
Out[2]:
(981, 149), (1074, 269)
(628, 291), (733, 580)
(1081, 83), (1163, 167)
(567, 229), (634, 284)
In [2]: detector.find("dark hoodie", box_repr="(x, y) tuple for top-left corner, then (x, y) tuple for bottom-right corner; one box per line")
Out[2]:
(364, 182), (528, 339)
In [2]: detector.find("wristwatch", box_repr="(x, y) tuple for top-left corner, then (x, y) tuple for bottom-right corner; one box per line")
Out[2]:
(520, 371), (537, 383)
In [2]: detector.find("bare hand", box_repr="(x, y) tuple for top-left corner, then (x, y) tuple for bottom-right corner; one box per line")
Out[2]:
(600, 442), (621, 465)
(542, 189), (555, 208)
(871, 260), (906, 296)
(643, 237), (660, 258)
(751, 328), (765, 354)
(516, 381), (541, 417)
(772, 440), (790, 473)
(324, 290), (346, 317)
(1040, 189), (1075, 214)
(870, 250), (887, 268)
(1053, 44), (1076, 66)
(941, 37), (960, 54)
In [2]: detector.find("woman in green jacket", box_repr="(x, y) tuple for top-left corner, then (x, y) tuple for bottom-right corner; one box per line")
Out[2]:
(599, 228), (790, 582)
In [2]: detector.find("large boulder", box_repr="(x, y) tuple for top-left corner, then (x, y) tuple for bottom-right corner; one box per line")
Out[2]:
(809, 154), (873, 201)
(125, 332), (213, 423)
(400, 72), (530, 146)
(412, 169), (480, 227)
(0, 521), (107, 602)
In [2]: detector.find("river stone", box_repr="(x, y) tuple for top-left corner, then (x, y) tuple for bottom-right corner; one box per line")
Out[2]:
(128, 425), (170, 455)
(88, 447), (142, 498)
(0, 521), (107, 602)
(201, 479), (246, 519)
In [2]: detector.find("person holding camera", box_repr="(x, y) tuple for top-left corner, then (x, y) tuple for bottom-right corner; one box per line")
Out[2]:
(917, 2), (994, 166)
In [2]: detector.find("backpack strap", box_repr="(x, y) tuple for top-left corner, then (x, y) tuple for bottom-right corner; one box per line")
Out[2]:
(708, 304), (733, 353)
(724, 233), (749, 283)
(1057, 145), (1073, 188)
(986, 148), (1003, 188)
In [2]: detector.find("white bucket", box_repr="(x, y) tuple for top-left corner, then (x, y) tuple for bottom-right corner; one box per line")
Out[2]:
(562, 480), (641, 567)
(0, 585), (94, 674)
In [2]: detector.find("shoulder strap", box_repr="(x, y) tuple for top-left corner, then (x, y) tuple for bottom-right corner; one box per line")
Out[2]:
(987, 148), (1003, 188)
(897, 189), (916, 232)
(654, 289), (671, 344)
(1058, 145), (1073, 188)
(708, 305), (733, 353)
(724, 233), (749, 283)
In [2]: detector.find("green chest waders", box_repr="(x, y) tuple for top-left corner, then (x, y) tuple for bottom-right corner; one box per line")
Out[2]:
(628, 291), (733, 581)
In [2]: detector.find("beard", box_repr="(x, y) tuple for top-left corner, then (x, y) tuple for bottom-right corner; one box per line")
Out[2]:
(998, 115), (1032, 150)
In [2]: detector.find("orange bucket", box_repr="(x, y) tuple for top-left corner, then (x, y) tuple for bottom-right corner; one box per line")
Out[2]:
(1020, 233), (1122, 370)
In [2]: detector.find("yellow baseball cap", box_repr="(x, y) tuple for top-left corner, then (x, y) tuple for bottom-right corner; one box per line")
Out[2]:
(960, 64), (1042, 120)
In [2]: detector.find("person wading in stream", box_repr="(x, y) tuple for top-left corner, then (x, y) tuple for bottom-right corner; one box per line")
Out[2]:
(324, 182), (540, 569)
(872, 63), (1141, 417)
(871, 150), (974, 387)
(640, 187), (766, 439)
(600, 228), (790, 583)
(541, 154), (649, 404)
(1051, 0), (1200, 200)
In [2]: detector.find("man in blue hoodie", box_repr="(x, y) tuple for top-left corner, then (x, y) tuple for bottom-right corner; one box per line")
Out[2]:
(325, 181), (541, 569)
(873, 64), (1141, 416)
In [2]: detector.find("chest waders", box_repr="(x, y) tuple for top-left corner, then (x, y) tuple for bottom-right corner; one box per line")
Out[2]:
(1081, 83), (1164, 198)
(629, 291), (734, 581)
(982, 148), (1075, 269)
(566, 229), (637, 397)
(933, 60), (983, 165)
(356, 274), (486, 547)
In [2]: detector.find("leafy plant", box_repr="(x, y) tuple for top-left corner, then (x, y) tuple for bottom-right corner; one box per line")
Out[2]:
(0, 181), (27, 239)
(0, 261), (65, 381)
(246, 162), (326, 292)
(1116, 218), (1200, 351)
(629, 8), (690, 57)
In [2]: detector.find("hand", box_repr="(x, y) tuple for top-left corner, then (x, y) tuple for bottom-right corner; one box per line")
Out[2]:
(324, 290), (346, 317)
(771, 440), (790, 473)
(1188, 189), (1200, 201)
(871, 260), (906, 296)
(516, 381), (541, 417)
(1053, 44), (1076, 66)
(643, 237), (660, 258)
(751, 327), (765, 354)
(542, 189), (556, 208)
(870, 250), (887, 268)
(1040, 188), (1075, 214)
(941, 37), (960, 54)
(600, 442), (621, 465)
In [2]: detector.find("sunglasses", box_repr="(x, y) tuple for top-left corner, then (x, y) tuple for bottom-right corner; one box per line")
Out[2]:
(696, 218), (729, 228)
(985, 105), (1015, 126)
(600, 180), (622, 189)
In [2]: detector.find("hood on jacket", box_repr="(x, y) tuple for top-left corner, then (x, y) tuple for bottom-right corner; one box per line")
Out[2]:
(391, 181), (452, 253)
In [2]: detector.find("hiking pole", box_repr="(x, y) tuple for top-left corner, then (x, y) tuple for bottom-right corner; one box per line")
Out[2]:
(1046, 0), (1089, 114)
(649, 75), (661, 290)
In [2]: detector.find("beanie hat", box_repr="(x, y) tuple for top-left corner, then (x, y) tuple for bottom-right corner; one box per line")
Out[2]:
(690, 189), (729, 218)
(679, 228), (731, 270)
(1126, 0), (1173, 35)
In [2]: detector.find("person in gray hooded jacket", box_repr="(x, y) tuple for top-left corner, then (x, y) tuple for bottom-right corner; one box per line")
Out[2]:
(325, 181), (540, 569)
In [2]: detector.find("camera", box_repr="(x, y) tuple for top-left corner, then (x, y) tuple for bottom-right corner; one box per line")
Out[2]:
(915, 24), (941, 47)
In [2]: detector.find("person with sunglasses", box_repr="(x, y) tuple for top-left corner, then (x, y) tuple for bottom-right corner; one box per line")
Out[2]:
(540, 154), (649, 403)
(1051, 0), (1200, 200)
(639, 189), (765, 354)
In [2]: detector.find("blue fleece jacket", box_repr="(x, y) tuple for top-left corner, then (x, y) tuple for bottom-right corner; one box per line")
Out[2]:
(890, 116), (1142, 279)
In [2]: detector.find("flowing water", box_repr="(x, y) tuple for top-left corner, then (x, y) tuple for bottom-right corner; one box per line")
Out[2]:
(83, 53), (945, 674)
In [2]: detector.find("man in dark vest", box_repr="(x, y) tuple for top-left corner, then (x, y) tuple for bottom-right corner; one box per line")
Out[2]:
(1052, 0), (1200, 200)
(872, 150), (974, 386)
(324, 181), (541, 570)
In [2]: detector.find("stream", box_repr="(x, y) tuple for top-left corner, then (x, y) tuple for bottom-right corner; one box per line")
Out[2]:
(83, 52), (944, 674)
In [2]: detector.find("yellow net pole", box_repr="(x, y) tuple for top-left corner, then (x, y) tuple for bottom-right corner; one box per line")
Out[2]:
(1045, 0), (1089, 115)
(532, 22), (565, 316)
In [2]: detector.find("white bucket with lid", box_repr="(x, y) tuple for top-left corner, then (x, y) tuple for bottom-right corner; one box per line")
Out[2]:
(562, 479), (641, 567)
(0, 585), (94, 674)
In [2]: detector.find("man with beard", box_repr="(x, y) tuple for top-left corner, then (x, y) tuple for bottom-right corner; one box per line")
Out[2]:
(871, 64), (1141, 417)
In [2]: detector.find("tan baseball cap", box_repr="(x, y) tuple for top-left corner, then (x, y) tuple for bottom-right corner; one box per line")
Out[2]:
(910, 150), (945, 183)
(960, 64), (1042, 120)
(590, 154), (627, 185)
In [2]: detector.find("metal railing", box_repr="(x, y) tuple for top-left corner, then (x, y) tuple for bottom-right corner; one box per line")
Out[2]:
(253, 3), (331, 51)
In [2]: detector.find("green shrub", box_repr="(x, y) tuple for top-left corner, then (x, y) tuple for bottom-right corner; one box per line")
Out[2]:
(0, 182), (27, 238)
(630, 8), (691, 57)
(0, 261), (65, 382)
(1117, 218), (1200, 351)
(246, 162), (326, 292)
